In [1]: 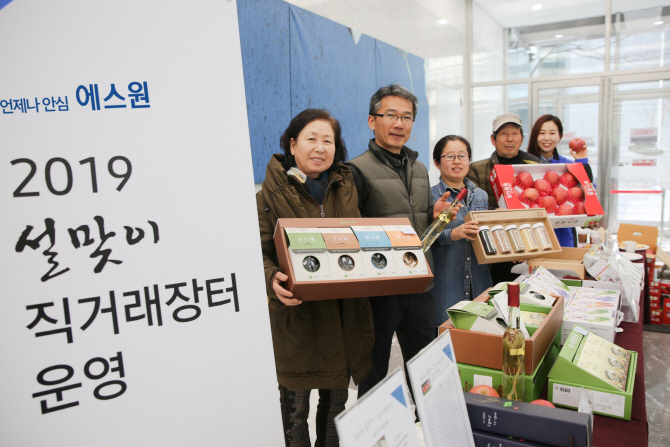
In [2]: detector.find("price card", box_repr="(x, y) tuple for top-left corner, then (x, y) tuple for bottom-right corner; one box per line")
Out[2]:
(406, 330), (475, 447)
(335, 368), (420, 447)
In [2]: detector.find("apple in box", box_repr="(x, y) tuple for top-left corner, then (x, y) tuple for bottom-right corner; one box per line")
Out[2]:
(470, 385), (500, 397)
(489, 163), (603, 228)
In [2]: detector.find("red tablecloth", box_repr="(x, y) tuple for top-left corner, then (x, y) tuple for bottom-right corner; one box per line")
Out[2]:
(590, 318), (648, 445)
(538, 291), (648, 445)
(589, 287), (648, 446)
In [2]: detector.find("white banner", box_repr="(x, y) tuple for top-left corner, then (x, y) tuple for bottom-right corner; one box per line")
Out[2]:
(0, 1), (283, 445)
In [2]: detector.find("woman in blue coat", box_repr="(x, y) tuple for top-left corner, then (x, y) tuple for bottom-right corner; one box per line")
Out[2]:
(430, 135), (492, 327)
(526, 115), (595, 247)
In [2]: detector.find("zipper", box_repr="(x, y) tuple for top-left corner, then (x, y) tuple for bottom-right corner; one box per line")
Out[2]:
(319, 181), (334, 217)
(289, 173), (339, 218)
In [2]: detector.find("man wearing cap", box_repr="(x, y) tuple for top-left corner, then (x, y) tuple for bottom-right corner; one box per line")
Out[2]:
(467, 113), (540, 284)
(467, 113), (540, 210)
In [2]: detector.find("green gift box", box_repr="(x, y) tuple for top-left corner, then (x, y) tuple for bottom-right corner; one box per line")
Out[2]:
(447, 300), (505, 335)
(548, 325), (636, 420)
(458, 332), (560, 402)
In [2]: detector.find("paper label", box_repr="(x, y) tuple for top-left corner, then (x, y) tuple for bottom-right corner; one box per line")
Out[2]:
(473, 374), (493, 388)
(578, 387), (595, 433)
(509, 347), (525, 356)
(574, 326), (590, 336)
(552, 384), (625, 417)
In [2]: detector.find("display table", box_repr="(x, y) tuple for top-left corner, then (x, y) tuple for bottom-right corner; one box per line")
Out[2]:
(452, 288), (649, 445)
(590, 295), (648, 445)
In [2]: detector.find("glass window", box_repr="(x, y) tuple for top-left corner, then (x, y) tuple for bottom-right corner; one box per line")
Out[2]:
(507, 15), (606, 78)
(472, 83), (528, 163)
(610, 3), (670, 71)
(609, 78), (670, 230)
(472, 2), (504, 83)
(536, 84), (601, 184)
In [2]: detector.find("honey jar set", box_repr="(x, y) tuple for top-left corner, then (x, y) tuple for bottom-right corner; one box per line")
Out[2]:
(464, 209), (562, 264)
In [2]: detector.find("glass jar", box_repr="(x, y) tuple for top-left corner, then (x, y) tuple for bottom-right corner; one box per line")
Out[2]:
(491, 225), (512, 254)
(478, 225), (498, 256)
(518, 224), (539, 252)
(504, 224), (526, 253)
(531, 223), (553, 250)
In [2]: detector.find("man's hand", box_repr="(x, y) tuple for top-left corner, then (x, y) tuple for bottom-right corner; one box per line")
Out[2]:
(272, 271), (302, 306)
(433, 191), (463, 219)
(451, 221), (480, 241)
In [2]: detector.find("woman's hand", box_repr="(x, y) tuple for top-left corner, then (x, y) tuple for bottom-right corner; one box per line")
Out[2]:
(272, 271), (302, 306)
(433, 191), (463, 219)
(451, 221), (480, 241)
(570, 145), (588, 160)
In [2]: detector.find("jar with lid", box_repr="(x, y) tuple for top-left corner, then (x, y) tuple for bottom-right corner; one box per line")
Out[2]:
(490, 225), (512, 254)
(504, 224), (526, 253)
(531, 223), (553, 250)
(518, 224), (539, 252)
(478, 225), (497, 256)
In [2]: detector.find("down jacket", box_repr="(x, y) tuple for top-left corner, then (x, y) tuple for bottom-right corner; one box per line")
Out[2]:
(256, 154), (374, 389)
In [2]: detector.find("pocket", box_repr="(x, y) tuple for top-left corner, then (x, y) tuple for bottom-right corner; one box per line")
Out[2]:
(270, 304), (319, 374)
(472, 197), (488, 210)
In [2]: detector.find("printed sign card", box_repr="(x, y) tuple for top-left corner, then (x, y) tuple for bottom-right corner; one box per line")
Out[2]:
(406, 330), (475, 447)
(335, 368), (419, 447)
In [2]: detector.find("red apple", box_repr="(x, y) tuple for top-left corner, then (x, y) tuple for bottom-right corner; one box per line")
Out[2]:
(470, 385), (500, 398)
(569, 138), (586, 151)
(530, 399), (555, 407)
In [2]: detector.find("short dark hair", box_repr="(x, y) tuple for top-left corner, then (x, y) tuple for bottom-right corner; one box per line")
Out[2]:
(492, 122), (523, 140)
(433, 135), (472, 161)
(369, 84), (418, 119)
(279, 109), (348, 171)
(527, 114), (563, 158)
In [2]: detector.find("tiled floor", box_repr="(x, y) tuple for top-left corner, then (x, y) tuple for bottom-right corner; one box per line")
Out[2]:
(643, 330), (670, 447)
(306, 331), (669, 445)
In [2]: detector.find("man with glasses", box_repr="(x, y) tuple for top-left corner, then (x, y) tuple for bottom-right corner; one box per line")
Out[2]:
(348, 84), (452, 400)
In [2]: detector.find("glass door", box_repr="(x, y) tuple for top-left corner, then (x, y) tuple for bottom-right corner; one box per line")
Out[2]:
(530, 78), (604, 190)
(607, 72), (670, 237)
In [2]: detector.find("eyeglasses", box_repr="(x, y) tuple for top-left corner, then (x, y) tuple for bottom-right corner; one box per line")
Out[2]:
(372, 113), (414, 125)
(440, 154), (469, 162)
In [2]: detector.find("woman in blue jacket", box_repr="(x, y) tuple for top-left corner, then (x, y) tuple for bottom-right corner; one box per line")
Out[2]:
(431, 135), (492, 327)
(527, 115), (595, 247)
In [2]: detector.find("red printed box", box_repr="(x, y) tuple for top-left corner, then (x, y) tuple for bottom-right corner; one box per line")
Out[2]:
(650, 295), (661, 310)
(650, 281), (661, 297)
(489, 163), (603, 228)
(651, 309), (663, 324)
(664, 299), (670, 325)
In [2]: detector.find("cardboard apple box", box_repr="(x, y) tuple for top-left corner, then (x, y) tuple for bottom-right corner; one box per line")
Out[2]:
(650, 309), (663, 324)
(526, 247), (590, 279)
(439, 289), (564, 372)
(489, 163), (603, 228)
(616, 223), (657, 252)
(663, 298), (670, 325)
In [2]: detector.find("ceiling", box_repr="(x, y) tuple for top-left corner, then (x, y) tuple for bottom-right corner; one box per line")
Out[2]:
(286, 0), (670, 59)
